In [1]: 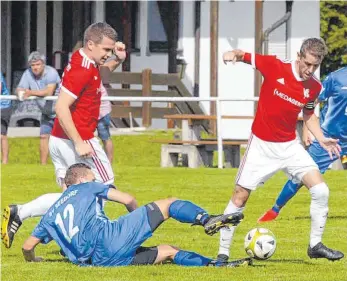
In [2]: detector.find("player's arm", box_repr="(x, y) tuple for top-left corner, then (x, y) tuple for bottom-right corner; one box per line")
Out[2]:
(103, 41), (127, 72)
(223, 49), (277, 77)
(303, 106), (341, 159)
(55, 91), (83, 145)
(106, 188), (138, 212)
(22, 236), (44, 262)
(55, 70), (93, 158)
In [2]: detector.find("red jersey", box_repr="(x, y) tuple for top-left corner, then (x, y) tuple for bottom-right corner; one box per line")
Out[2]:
(243, 53), (322, 142)
(52, 49), (102, 140)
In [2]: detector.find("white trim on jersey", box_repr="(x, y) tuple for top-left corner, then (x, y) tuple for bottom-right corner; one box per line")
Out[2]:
(291, 61), (304, 81)
(61, 86), (77, 99)
(251, 53), (255, 69)
(82, 57), (90, 69)
(79, 49), (96, 66)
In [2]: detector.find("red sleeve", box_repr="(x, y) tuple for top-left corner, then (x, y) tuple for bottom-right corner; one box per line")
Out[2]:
(61, 64), (92, 99)
(243, 53), (279, 77)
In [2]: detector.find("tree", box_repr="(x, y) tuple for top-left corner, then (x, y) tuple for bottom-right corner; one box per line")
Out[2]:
(320, 1), (347, 76)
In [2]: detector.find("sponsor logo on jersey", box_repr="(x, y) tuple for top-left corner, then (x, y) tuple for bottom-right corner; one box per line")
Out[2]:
(274, 89), (304, 108)
(303, 88), (310, 99)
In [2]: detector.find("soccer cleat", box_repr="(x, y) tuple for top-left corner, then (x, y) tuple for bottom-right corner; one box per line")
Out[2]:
(307, 242), (344, 261)
(204, 212), (244, 236)
(216, 254), (229, 262)
(208, 257), (253, 267)
(225, 257), (253, 267)
(1, 205), (22, 248)
(257, 209), (279, 223)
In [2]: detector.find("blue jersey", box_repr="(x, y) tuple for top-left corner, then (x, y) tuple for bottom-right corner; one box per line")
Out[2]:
(32, 182), (111, 265)
(318, 67), (347, 141)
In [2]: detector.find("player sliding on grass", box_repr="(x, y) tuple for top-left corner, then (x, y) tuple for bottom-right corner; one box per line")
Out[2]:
(2, 22), (125, 248)
(217, 38), (344, 262)
(21, 163), (250, 267)
(258, 66), (347, 223)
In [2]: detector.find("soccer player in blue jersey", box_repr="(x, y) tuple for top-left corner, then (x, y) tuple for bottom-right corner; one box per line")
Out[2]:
(258, 67), (347, 238)
(21, 163), (250, 267)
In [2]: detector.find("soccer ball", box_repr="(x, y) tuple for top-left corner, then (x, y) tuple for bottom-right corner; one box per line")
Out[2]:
(244, 228), (276, 260)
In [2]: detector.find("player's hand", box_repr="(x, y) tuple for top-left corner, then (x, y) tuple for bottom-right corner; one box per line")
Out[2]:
(75, 142), (94, 158)
(319, 137), (341, 160)
(223, 51), (237, 65)
(114, 42), (126, 62)
(302, 131), (313, 147)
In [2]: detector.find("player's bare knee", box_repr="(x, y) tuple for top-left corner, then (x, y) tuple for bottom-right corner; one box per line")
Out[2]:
(158, 244), (179, 260)
(302, 169), (324, 188)
(40, 134), (49, 140)
(232, 185), (250, 207)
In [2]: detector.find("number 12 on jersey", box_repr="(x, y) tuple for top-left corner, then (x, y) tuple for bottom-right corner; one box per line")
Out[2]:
(55, 204), (79, 243)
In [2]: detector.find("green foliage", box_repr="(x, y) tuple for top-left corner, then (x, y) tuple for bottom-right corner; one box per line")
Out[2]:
(321, 1), (347, 76)
(1, 133), (347, 280)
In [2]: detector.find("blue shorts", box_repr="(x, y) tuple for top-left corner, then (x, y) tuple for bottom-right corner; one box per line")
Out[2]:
(308, 139), (347, 174)
(40, 114), (55, 135)
(97, 114), (111, 141)
(92, 205), (159, 266)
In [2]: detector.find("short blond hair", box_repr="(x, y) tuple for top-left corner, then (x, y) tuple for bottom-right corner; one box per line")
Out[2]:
(300, 38), (328, 61)
(83, 22), (118, 46)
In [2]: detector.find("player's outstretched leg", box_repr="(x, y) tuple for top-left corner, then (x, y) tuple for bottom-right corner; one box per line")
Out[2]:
(166, 199), (244, 236)
(258, 180), (302, 223)
(2, 205), (22, 248)
(1, 193), (61, 248)
(150, 245), (252, 267)
(304, 175), (344, 261)
(153, 198), (243, 236)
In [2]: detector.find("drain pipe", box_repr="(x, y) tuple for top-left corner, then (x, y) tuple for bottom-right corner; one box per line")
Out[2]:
(263, 1), (293, 55)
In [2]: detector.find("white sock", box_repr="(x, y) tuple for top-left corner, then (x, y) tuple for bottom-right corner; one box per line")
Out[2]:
(309, 183), (329, 248)
(218, 200), (245, 257)
(18, 193), (62, 221)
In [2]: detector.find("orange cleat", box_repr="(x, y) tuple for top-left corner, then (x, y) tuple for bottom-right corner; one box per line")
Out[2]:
(257, 209), (279, 223)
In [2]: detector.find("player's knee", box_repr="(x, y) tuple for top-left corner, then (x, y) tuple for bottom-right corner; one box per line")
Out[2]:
(166, 197), (178, 205)
(40, 134), (49, 140)
(157, 244), (179, 260)
(312, 182), (329, 200)
(232, 185), (250, 207)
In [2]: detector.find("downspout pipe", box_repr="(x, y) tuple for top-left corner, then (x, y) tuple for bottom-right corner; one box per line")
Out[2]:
(263, 1), (293, 55)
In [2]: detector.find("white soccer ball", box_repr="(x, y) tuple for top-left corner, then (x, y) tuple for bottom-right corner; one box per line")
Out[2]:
(244, 228), (276, 260)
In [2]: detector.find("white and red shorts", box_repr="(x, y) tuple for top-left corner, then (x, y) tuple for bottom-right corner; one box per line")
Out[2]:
(49, 135), (114, 186)
(236, 133), (319, 190)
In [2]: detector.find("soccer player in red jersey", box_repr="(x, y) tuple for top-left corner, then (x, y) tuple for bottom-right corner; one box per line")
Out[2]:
(1, 23), (128, 249)
(217, 38), (343, 261)
(50, 22), (125, 187)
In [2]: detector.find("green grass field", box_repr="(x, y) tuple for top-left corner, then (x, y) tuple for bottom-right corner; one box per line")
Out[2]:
(1, 132), (347, 281)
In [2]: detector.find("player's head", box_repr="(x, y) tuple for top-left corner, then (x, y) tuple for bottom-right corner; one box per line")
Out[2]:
(296, 38), (328, 80)
(28, 51), (46, 77)
(83, 22), (117, 65)
(65, 163), (96, 188)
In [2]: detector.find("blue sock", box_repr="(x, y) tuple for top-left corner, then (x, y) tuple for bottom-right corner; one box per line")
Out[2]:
(169, 200), (209, 225)
(272, 180), (301, 213)
(173, 250), (212, 266)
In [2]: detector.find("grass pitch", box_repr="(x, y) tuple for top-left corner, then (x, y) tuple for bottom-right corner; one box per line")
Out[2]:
(1, 132), (347, 281)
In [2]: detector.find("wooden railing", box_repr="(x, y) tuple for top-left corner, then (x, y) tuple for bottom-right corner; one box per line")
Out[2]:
(100, 67), (205, 128)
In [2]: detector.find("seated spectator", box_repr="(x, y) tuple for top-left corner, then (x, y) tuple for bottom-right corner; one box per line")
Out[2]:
(16, 51), (61, 165)
(1, 73), (11, 164)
